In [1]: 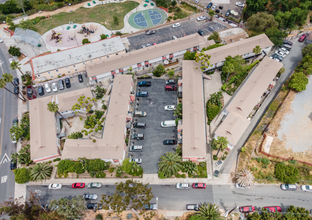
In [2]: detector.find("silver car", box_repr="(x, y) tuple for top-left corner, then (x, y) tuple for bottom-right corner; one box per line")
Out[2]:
(211, 4), (217, 10)
(301, 185), (312, 192)
(88, 183), (102, 188)
(176, 183), (190, 189)
(83, 193), (98, 200)
(130, 158), (142, 164)
(281, 184), (297, 191)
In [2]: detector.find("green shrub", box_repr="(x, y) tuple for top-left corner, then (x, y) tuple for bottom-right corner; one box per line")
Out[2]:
(158, 171), (165, 179)
(53, 158), (61, 162)
(100, 34), (107, 40)
(289, 159), (296, 164)
(88, 110), (94, 114)
(8, 46), (21, 57)
(67, 132), (83, 139)
(224, 151), (228, 155)
(274, 162), (299, 184)
(153, 64), (165, 77)
(125, 138), (129, 145)
(86, 159), (109, 173)
(176, 147), (182, 156)
(102, 104), (107, 110)
(95, 171), (106, 178)
(108, 167), (115, 173)
(261, 158), (270, 165)
(213, 155), (218, 160)
(175, 173), (181, 178)
(256, 158), (262, 163)
(221, 155), (226, 160)
(95, 110), (104, 120)
(95, 214), (103, 220)
(14, 168), (30, 184)
(182, 174), (186, 178)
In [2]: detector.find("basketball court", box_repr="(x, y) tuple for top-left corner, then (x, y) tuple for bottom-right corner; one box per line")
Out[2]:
(129, 8), (167, 29)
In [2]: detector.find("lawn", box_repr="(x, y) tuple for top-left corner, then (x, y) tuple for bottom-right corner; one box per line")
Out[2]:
(35, 1), (139, 34)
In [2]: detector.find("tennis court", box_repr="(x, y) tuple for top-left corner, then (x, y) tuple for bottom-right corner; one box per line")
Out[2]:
(128, 8), (167, 29)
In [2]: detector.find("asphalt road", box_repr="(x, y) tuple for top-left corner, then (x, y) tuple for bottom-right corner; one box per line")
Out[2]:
(127, 20), (227, 50)
(0, 43), (18, 204)
(220, 38), (307, 175)
(27, 184), (311, 211)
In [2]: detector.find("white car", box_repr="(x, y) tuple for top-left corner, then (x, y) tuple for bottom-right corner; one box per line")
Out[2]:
(176, 183), (190, 189)
(130, 158), (142, 164)
(197, 16), (207, 21)
(279, 47), (289, 54)
(9, 58), (14, 63)
(172, 23), (180, 28)
(275, 51), (286, 57)
(0, 38), (3, 43)
(195, 0), (199, 3)
(44, 83), (51, 93)
(172, 36), (178, 40)
(52, 82), (58, 92)
(146, 43), (151, 47)
(164, 105), (176, 111)
(49, 183), (62, 189)
(236, 2), (245, 7)
(211, 4), (217, 10)
(301, 185), (312, 192)
(235, 183), (250, 189)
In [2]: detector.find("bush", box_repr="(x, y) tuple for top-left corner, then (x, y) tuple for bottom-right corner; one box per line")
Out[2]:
(274, 162), (299, 184)
(289, 72), (308, 92)
(184, 51), (196, 60)
(67, 132), (83, 139)
(213, 155), (218, 160)
(153, 64), (165, 77)
(53, 158), (61, 162)
(8, 46), (21, 57)
(95, 213), (103, 220)
(88, 110), (94, 114)
(108, 167), (115, 173)
(100, 34), (107, 40)
(95, 171), (106, 178)
(125, 138), (129, 145)
(113, 15), (119, 26)
(95, 110), (104, 120)
(102, 104), (107, 110)
(14, 168), (30, 184)
(115, 31), (122, 36)
(82, 38), (90, 44)
(171, 0), (177, 6)
(86, 159), (109, 173)
(176, 147), (182, 156)
(158, 171), (165, 179)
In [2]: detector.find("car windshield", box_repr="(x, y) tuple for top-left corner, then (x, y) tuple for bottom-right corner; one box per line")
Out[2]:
(306, 186), (310, 190)
(285, 184), (289, 189)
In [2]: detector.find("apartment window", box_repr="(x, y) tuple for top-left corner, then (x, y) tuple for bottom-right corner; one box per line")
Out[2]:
(116, 53), (118, 55)
(75, 69), (78, 71)
(51, 76), (53, 78)
(107, 56), (109, 58)
(73, 65), (76, 67)
(56, 70), (59, 72)
(66, 67), (69, 69)
(37, 75), (40, 77)
(90, 60), (93, 63)
(48, 71), (51, 74)
(83, 62), (86, 65)
(99, 57), (102, 60)
(68, 71), (71, 73)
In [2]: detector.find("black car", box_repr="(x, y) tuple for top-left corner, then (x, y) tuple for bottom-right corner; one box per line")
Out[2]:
(225, 9), (231, 17)
(65, 78), (71, 88)
(283, 40), (293, 46)
(38, 86), (44, 96)
(78, 75), (83, 83)
(272, 54), (283, 61)
(10, 159), (17, 171)
(14, 86), (19, 94)
(87, 203), (102, 210)
(207, 2), (212, 8)
(146, 30), (156, 35)
(163, 139), (177, 145)
(198, 29), (204, 36)
(218, 5), (223, 9)
(215, 9), (220, 13)
(13, 77), (19, 86)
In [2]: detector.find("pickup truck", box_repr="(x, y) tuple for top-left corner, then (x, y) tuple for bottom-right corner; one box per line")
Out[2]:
(138, 81), (151, 87)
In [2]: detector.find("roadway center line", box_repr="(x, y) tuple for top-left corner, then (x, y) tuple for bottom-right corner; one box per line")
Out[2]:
(0, 89), (6, 156)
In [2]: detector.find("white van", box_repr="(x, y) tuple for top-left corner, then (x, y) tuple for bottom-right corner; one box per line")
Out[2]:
(161, 120), (176, 127)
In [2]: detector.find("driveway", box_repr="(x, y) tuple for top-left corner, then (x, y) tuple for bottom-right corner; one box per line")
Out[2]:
(127, 20), (227, 50)
(130, 79), (177, 174)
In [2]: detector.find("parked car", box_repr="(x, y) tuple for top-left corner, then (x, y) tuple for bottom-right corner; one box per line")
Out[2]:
(164, 105), (176, 111)
(271, 54), (283, 61)
(166, 79), (176, 85)
(215, 9), (220, 13)
(172, 23), (180, 28)
(87, 203), (102, 210)
(186, 204), (199, 210)
(280, 184), (297, 191)
(163, 139), (177, 145)
(146, 43), (151, 47)
(282, 44), (292, 50)
(138, 81), (151, 87)
(58, 79), (64, 90)
(141, 45), (146, 49)
(38, 86), (44, 96)
(132, 134), (144, 140)
(263, 206), (282, 213)
(13, 78), (19, 86)
(10, 159), (17, 171)
(88, 183), (102, 188)
(279, 47), (289, 54)
(283, 40), (293, 46)
(134, 111), (147, 117)
(143, 203), (157, 210)
(83, 193), (98, 200)
(72, 183), (85, 188)
(172, 36), (178, 40)
(136, 91), (148, 97)
(52, 82), (58, 92)
(44, 83), (51, 93)
(198, 29), (204, 36)
(195, 0), (199, 3)
(207, 2), (213, 8)
(78, 75), (83, 83)
(129, 145), (143, 152)
(225, 9), (231, 17)
(130, 158), (142, 164)
(301, 185), (312, 192)
(48, 184), (62, 189)
(197, 16), (206, 21)
(239, 206), (255, 213)
(176, 183), (190, 189)
(133, 122), (146, 129)
(65, 78), (71, 88)
(0, 38), (3, 43)
(236, 2), (245, 7)
(146, 30), (156, 35)
(275, 51), (286, 57)
(165, 85), (177, 91)
(14, 86), (19, 95)
(219, 5), (223, 9)
(211, 4), (217, 10)
(192, 183), (206, 189)
(235, 183), (250, 189)
(298, 34), (307, 42)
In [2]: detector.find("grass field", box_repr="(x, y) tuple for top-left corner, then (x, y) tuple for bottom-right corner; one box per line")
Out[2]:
(36, 1), (139, 34)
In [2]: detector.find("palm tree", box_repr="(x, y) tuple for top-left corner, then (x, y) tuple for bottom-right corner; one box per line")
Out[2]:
(252, 45), (262, 63)
(0, 79), (26, 101)
(235, 169), (254, 187)
(214, 136), (229, 156)
(196, 203), (223, 220)
(10, 61), (25, 76)
(3, 72), (26, 101)
(30, 163), (53, 182)
(173, 103), (182, 119)
(208, 10), (215, 21)
(158, 152), (182, 177)
(223, 63), (235, 83)
(47, 101), (71, 127)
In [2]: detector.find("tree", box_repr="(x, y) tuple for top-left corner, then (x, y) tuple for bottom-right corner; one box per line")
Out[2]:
(222, 55), (246, 82)
(10, 124), (23, 142)
(195, 203), (223, 220)
(167, 69), (175, 78)
(235, 169), (254, 186)
(277, 67), (285, 77)
(0, 78), (26, 101)
(252, 45), (262, 63)
(113, 15), (119, 26)
(3, 72), (26, 100)
(184, 51), (196, 60)
(49, 196), (86, 219)
(158, 152), (182, 177)
(82, 38), (90, 44)
(174, 103), (182, 119)
(246, 12), (278, 32)
(14, 167), (30, 184)
(208, 9), (215, 21)
(19, 18), (36, 31)
(265, 27), (288, 46)
(274, 162), (299, 183)
(10, 60), (25, 76)
(100, 34), (107, 40)
(11, 144), (32, 166)
(115, 31), (122, 36)
(213, 136), (229, 156)
(288, 72), (308, 92)
(302, 44), (312, 57)
(30, 163), (53, 182)
(153, 64), (165, 77)
(244, 0), (268, 19)
(47, 101), (71, 127)
(208, 31), (220, 43)
(8, 46), (21, 57)
(100, 180), (154, 214)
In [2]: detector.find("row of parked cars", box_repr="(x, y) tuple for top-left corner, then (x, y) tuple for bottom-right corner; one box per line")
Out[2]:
(269, 40), (293, 62)
(206, 2), (244, 17)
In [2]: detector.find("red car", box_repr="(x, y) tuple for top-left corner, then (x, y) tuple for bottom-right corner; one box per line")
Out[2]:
(192, 183), (206, 189)
(298, 34), (307, 42)
(239, 206), (255, 213)
(72, 183), (85, 188)
(263, 206), (282, 213)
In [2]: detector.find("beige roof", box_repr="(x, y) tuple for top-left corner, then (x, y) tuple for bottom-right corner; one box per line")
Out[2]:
(204, 34), (274, 64)
(215, 57), (283, 146)
(62, 74), (133, 160)
(86, 34), (210, 77)
(29, 88), (92, 162)
(226, 57), (283, 119)
(181, 61), (206, 158)
(223, 32), (247, 44)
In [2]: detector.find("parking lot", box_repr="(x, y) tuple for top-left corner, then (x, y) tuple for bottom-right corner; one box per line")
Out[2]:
(127, 20), (227, 50)
(129, 79), (177, 174)
(34, 74), (89, 98)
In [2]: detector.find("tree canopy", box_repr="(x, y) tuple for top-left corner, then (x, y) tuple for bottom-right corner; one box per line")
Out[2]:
(274, 162), (299, 183)
(288, 72), (308, 92)
(49, 196), (86, 219)
(265, 27), (288, 46)
(247, 12), (278, 32)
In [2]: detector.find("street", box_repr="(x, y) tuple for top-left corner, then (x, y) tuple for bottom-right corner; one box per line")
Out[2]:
(0, 43), (18, 204)
(27, 184), (311, 211)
